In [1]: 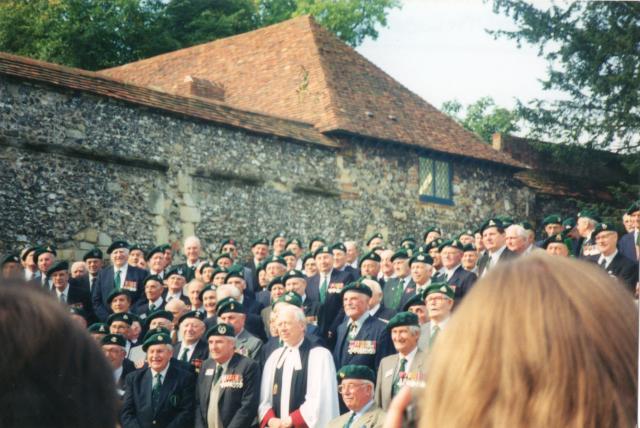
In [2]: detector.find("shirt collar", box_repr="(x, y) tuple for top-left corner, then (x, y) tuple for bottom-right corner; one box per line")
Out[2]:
(113, 366), (123, 383)
(353, 399), (375, 419)
(599, 250), (618, 265)
(490, 245), (507, 259)
(368, 303), (381, 317)
(444, 265), (460, 278)
(432, 316), (450, 330)
(57, 283), (70, 297)
(350, 312), (369, 329)
(399, 345), (418, 368)
(151, 296), (164, 306)
(151, 362), (170, 380)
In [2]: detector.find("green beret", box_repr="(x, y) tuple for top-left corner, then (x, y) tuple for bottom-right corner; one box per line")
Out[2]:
(34, 245), (57, 260)
(480, 218), (504, 233)
(145, 310), (174, 327)
(626, 202), (640, 216)
(337, 365), (375, 383)
(159, 244), (172, 252)
(593, 222), (618, 237)
(101, 334), (126, 348)
(286, 238), (303, 248)
(143, 327), (171, 342)
(251, 237), (269, 248)
(225, 270), (245, 282)
(462, 243), (477, 253)
(267, 276), (284, 291)
(423, 282), (454, 300)
(282, 269), (306, 284)
(165, 265), (187, 279)
(273, 291), (303, 308)
(1, 253), (20, 266)
(216, 298), (244, 316)
(106, 288), (132, 304)
(212, 267), (229, 279)
(206, 323), (235, 338)
(519, 221), (533, 231)
(308, 236), (326, 249)
(457, 229), (475, 239)
(542, 214), (562, 226)
(390, 248), (410, 262)
(178, 310), (206, 325)
(264, 255), (287, 267)
(46, 260), (68, 277)
(423, 238), (444, 252)
(577, 210), (601, 223)
(422, 226), (442, 240)
(280, 250), (295, 258)
(358, 251), (381, 266)
(542, 233), (573, 254)
(197, 262), (214, 274)
(83, 248), (103, 261)
(496, 215), (514, 228)
(220, 238), (237, 248)
(256, 262), (267, 274)
(199, 285), (216, 301)
(21, 245), (37, 262)
(106, 312), (134, 326)
(366, 233), (384, 246)
(400, 237), (416, 246)
(146, 246), (164, 260)
(313, 246), (332, 258)
(438, 239), (464, 251)
(129, 243), (144, 253)
(107, 240), (129, 254)
(271, 231), (287, 244)
(88, 323), (109, 334)
(142, 332), (171, 352)
(331, 242), (347, 253)
(409, 253), (433, 266)
(387, 311), (419, 331)
(562, 217), (576, 230)
(341, 281), (372, 297)
(68, 306), (87, 320)
(402, 295), (426, 311)
(142, 275), (163, 287)
(301, 252), (315, 265)
(214, 253), (233, 266)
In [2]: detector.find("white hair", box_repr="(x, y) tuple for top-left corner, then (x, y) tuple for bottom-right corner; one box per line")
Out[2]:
(344, 241), (358, 251)
(216, 284), (241, 300)
(277, 304), (306, 325)
(184, 236), (201, 249)
(186, 279), (204, 292)
(408, 325), (422, 337)
(361, 279), (382, 296)
(505, 224), (527, 239)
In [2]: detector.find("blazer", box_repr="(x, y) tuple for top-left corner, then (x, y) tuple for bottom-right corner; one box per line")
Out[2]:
(619, 232), (638, 262)
(371, 304), (396, 322)
(375, 349), (426, 411)
(174, 340), (209, 367)
(121, 363), (196, 428)
(593, 253), (639, 292)
(118, 359), (137, 390)
(333, 315), (394, 374)
(326, 405), (385, 428)
(306, 269), (352, 303)
(383, 277), (414, 312)
(477, 247), (516, 277)
(57, 278), (96, 324)
(92, 264), (147, 322)
(445, 265), (477, 302)
(195, 354), (260, 428)
(235, 329), (263, 361)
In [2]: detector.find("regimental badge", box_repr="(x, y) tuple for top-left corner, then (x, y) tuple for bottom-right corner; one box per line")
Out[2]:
(489, 220), (496, 226)
(440, 286), (447, 293)
(111, 336), (117, 343)
(219, 325), (227, 334)
(158, 335), (164, 342)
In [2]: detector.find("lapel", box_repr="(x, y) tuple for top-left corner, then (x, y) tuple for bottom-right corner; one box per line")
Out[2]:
(354, 316), (371, 340)
(201, 360), (216, 410)
(409, 349), (425, 372)
(141, 369), (153, 409)
(382, 354), (398, 401)
(336, 322), (348, 355)
(156, 364), (178, 415)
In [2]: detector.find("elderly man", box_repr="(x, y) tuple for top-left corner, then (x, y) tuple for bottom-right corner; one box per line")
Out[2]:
(128, 244), (147, 270)
(196, 323), (260, 428)
(364, 277), (395, 322)
(377, 249), (395, 284)
(401, 296), (430, 350)
(461, 244), (479, 274)
(34, 245), (57, 289)
(225, 270), (263, 315)
(422, 227), (442, 245)
(543, 233), (573, 257)
(176, 236), (203, 282)
(121, 332), (196, 428)
(424, 282), (455, 349)
(175, 311), (209, 371)
(216, 283), (266, 341)
(366, 233), (385, 251)
(375, 312), (425, 413)
(80, 248), (104, 293)
(382, 249), (412, 312)
(47, 260), (94, 320)
(344, 241), (360, 270)
(107, 312), (137, 358)
(282, 269), (321, 325)
(505, 224), (530, 255)
(133, 275), (166, 319)
(146, 246), (167, 279)
(246, 238), (270, 286)
(397, 253), (433, 311)
(477, 219), (516, 277)
(259, 305), (339, 428)
(1, 253), (23, 281)
(20, 246), (39, 281)
(101, 333), (136, 396)
(186, 279), (205, 313)
(534, 214), (564, 248)
(306, 245), (351, 304)
(164, 266), (191, 305)
(92, 241), (147, 321)
(129, 311), (176, 367)
(217, 298), (263, 361)
(332, 242), (359, 281)
(592, 223), (638, 292)
(328, 365), (385, 428)
(576, 210), (601, 257)
(439, 240), (477, 302)
(165, 299), (188, 337)
(358, 251), (383, 286)
(70, 261), (87, 279)
(619, 202), (640, 261)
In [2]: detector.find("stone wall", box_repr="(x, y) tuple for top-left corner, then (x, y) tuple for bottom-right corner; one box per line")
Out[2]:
(0, 74), (537, 261)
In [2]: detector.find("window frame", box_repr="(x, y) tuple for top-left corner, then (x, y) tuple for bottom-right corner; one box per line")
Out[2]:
(418, 155), (454, 206)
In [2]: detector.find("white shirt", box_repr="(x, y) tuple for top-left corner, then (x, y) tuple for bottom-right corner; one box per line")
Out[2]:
(166, 292), (182, 302)
(56, 284), (70, 302)
(347, 312), (369, 337)
(148, 296), (164, 309)
(113, 264), (129, 285)
(179, 342), (196, 362)
(444, 265), (461, 281)
(368, 303), (381, 318)
(431, 316), (450, 332)
(113, 366), (123, 384)
(598, 250), (618, 269)
(319, 269), (333, 285)
(150, 364), (170, 389)
(397, 346), (418, 371)
(349, 400), (375, 425)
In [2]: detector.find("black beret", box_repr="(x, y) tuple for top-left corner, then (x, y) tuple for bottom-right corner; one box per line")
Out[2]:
(341, 281), (372, 297)
(308, 236), (326, 249)
(402, 295), (426, 311)
(146, 246), (164, 260)
(280, 250), (295, 258)
(106, 312), (134, 326)
(461, 244), (477, 253)
(46, 260), (68, 277)
(626, 202), (640, 216)
(206, 322), (235, 338)
(21, 245), (37, 261)
(129, 243), (144, 253)
(107, 241), (129, 254)
(143, 274), (163, 286)
(331, 242), (347, 253)
(68, 306), (87, 320)
(480, 218), (504, 233)
(267, 276), (284, 291)
(216, 298), (244, 316)
(438, 239), (464, 251)
(313, 246), (332, 258)
(390, 248), (410, 262)
(387, 311), (419, 330)
(198, 285), (216, 302)
(145, 310), (174, 327)
(1, 253), (20, 266)
(143, 327), (171, 342)
(83, 248), (103, 261)
(225, 270), (245, 282)
(251, 238), (269, 248)
(422, 226), (442, 240)
(366, 233), (384, 246)
(282, 269), (306, 284)
(337, 365), (375, 383)
(142, 333), (171, 352)
(301, 252), (315, 265)
(101, 334), (126, 348)
(271, 231), (287, 244)
(165, 265), (187, 279)
(178, 310), (206, 325)
(106, 288), (132, 304)
(286, 238), (303, 248)
(34, 245), (57, 260)
(358, 251), (381, 266)
(214, 253), (233, 265)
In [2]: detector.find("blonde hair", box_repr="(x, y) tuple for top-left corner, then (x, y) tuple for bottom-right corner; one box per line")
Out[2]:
(420, 253), (637, 428)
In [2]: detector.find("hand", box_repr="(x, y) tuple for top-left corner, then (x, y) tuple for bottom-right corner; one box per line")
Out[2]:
(268, 418), (282, 428)
(282, 417), (293, 428)
(383, 386), (413, 428)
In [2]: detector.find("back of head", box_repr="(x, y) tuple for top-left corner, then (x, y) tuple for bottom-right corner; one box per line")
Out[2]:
(0, 284), (117, 428)
(421, 253), (638, 428)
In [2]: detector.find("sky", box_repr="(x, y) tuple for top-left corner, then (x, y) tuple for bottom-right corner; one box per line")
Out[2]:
(357, 0), (562, 112)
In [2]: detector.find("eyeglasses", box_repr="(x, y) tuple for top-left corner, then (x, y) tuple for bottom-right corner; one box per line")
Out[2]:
(338, 383), (368, 394)
(426, 296), (448, 304)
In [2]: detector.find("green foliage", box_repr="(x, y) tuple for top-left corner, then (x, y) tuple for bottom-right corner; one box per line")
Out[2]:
(0, 0), (400, 71)
(490, 1), (640, 160)
(441, 96), (520, 144)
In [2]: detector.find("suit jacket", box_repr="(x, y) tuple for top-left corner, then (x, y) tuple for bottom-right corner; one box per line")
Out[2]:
(477, 247), (517, 277)
(174, 340), (209, 368)
(375, 349), (426, 411)
(397, 280), (422, 313)
(118, 359), (137, 390)
(244, 259), (261, 293)
(195, 354), (260, 428)
(121, 363), (196, 428)
(593, 253), (639, 292)
(163, 290), (190, 307)
(619, 232), (638, 262)
(235, 329), (263, 361)
(56, 278), (96, 324)
(371, 304), (396, 322)
(446, 265), (477, 301)
(326, 405), (386, 428)
(309, 270), (353, 340)
(92, 264), (147, 322)
(333, 315), (394, 374)
(133, 297), (166, 321)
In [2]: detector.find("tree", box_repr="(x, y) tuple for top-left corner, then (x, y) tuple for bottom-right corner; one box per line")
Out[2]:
(490, 1), (640, 158)
(0, 0), (400, 71)
(441, 97), (520, 144)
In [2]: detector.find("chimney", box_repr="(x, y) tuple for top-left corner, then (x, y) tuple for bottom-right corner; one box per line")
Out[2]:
(492, 132), (503, 151)
(180, 75), (225, 102)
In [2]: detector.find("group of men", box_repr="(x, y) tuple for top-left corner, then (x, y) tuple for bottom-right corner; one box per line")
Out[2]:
(1, 202), (639, 428)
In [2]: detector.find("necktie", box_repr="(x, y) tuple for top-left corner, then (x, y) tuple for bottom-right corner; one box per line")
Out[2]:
(180, 347), (190, 362)
(392, 357), (408, 397)
(429, 325), (440, 347)
(320, 276), (329, 303)
(114, 270), (121, 289)
(213, 365), (223, 384)
(344, 411), (356, 428)
(149, 303), (156, 312)
(90, 276), (96, 292)
(151, 373), (162, 409)
(599, 258), (607, 268)
(42, 275), (48, 288)
(348, 322), (358, 340)
(58, 292), (66, 303)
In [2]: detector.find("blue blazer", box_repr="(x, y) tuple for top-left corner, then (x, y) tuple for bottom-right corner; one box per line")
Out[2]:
(332, 315), (394, 375)
(447, 265), (477, 302)
(619, 233), (638, 262)
(121, 363), (196, 428)
(92, 264), (147, 322)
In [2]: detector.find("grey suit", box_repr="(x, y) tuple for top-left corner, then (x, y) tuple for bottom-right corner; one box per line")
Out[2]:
(375, 349), (426, 411)
(326, 404), (385, 428)
(235, 329), (262, 361)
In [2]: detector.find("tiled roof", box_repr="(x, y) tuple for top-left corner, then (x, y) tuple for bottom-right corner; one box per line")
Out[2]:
(101, 16), (525, 168)
(0, 52), (338, 149)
